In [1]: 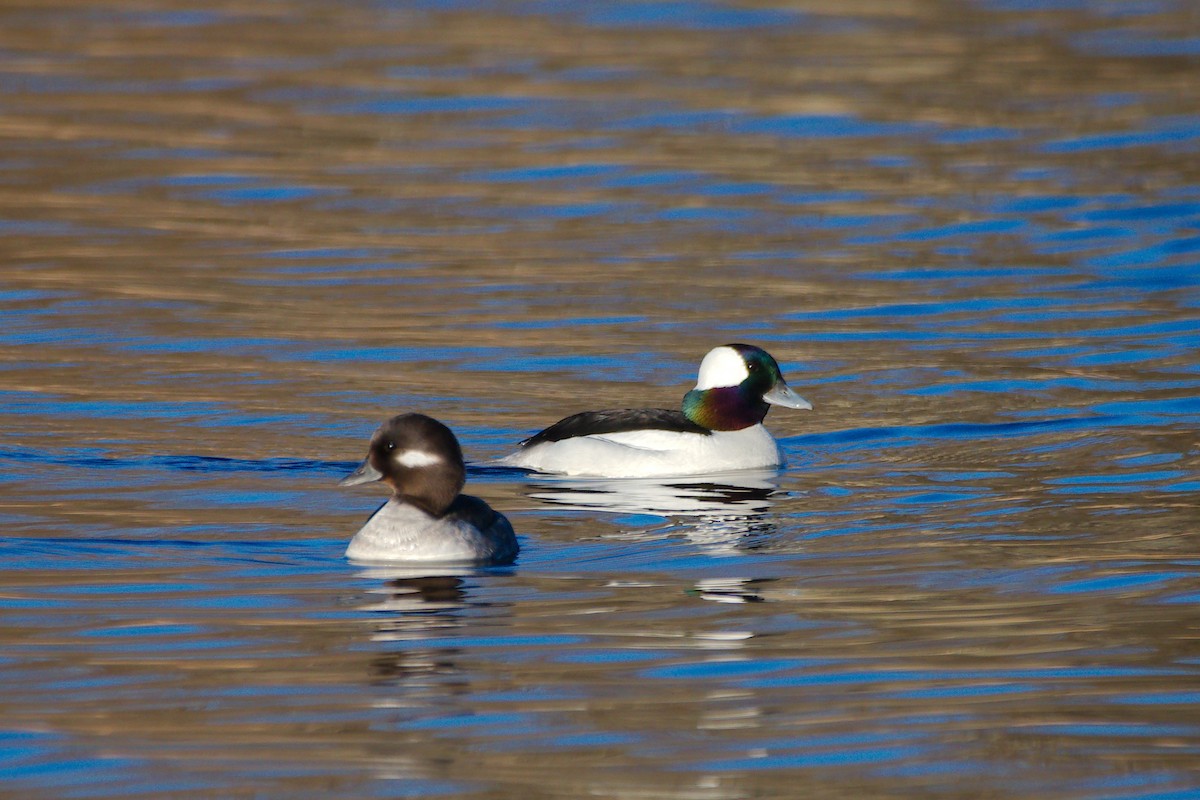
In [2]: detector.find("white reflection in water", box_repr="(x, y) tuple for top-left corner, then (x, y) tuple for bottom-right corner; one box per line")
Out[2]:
(355, 574), (485, 710)
(523, 468), (783, 553)
(352, 569), (481, 697)
(692, 577), (775, 605)
(355, 570), (475, 616)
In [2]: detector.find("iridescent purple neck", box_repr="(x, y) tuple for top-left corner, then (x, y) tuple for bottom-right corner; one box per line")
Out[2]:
(682, 386), (768, 431)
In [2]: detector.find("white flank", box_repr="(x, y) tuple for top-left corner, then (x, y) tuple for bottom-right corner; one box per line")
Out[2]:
(396, 449), (442, 468)
(694, 346), (749, 390)
(501, 424), (782, 478)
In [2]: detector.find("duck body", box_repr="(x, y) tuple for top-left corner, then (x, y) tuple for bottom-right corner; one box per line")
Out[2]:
(341, 413), (518, 565)
(345, 494), (517, 563)
(505, 411), (782, 478)
(500, 344), (811, 478)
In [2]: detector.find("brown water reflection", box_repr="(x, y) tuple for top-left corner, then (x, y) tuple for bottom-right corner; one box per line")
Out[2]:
(2, 0), (1199, 797)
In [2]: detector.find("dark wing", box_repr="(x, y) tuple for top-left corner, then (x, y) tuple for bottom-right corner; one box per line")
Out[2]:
(447, 494), (503, 528)
(446, 495), (519, 564)
(520, 408), (710, 447)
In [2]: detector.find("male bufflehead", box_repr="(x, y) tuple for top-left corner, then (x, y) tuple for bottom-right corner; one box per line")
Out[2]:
(340, 413), (518, 564)
(500, 344), (811, 478)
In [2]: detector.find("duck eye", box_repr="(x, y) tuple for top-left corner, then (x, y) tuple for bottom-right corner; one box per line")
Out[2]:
(384, 441), (395, 451)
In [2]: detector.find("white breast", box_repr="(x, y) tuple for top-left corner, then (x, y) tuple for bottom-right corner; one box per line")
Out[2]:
(501, 424), (783, 478)
(345, 499), (513, 563)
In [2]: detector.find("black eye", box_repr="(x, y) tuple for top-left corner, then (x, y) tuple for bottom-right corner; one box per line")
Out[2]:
(384, 440), (395, 451)
(747, 361), (759, 372)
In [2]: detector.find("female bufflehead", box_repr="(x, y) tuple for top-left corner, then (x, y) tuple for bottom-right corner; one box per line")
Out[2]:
(500, 344), (811, 478)
(340, 413), (518, 564)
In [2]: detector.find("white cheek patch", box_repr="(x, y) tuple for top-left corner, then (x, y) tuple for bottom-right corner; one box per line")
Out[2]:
(395, 449), (442, 468)
(694, 346), (749, 390)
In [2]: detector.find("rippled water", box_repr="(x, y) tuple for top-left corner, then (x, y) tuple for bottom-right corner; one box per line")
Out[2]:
(2, 1), (1199, 797)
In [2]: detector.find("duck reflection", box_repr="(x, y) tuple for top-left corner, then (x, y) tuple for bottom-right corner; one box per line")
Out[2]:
(355, 570), (473, 614)
(522, 469), (783, 553)
(689, 576), (779, 604)
(351, 564), (511, 687)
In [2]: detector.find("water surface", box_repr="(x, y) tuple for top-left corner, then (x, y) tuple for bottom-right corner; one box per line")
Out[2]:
(1, 1), (1199, 797)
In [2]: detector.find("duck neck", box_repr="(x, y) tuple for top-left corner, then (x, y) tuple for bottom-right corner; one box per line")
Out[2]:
(682, 386), (767, 431)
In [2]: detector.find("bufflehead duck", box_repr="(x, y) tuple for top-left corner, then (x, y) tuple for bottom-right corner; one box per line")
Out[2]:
(340, 413), (518, 564)
(499, 344), (811, 478)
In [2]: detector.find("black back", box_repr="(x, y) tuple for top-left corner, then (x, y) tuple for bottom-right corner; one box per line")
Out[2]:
(520, 408), (711, 447)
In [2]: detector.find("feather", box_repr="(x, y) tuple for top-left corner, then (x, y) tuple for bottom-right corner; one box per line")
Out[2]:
(520, 408), (710, 447)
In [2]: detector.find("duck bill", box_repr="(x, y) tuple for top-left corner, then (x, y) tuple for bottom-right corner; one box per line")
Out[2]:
(763, 381), (812, 410)
(339, 460), (383, 487)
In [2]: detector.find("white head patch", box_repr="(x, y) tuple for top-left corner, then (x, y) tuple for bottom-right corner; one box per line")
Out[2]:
(395, 449), (442, 468)
(694, 346), (750, 390)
